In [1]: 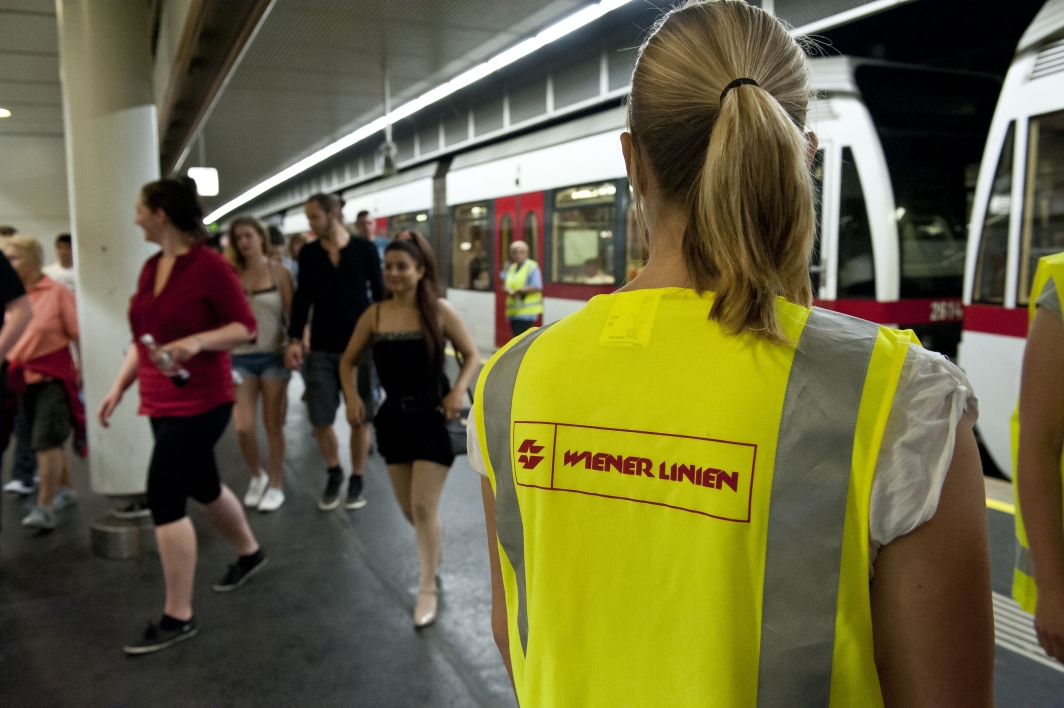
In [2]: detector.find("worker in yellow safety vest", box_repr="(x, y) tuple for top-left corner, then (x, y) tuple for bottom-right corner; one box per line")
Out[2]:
(502, 240), (542, 339)
(468, 2), (994, 706)
(1014, 250), (1064, 664)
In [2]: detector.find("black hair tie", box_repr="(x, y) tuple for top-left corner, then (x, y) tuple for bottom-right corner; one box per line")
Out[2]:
(720, 77), (759, 103)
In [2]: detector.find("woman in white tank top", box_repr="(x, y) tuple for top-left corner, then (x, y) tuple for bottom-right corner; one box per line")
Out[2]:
(227, 217), (294, 512)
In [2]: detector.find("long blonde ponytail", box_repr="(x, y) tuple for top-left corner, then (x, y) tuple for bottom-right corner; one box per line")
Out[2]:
(629, 0), (815, 342)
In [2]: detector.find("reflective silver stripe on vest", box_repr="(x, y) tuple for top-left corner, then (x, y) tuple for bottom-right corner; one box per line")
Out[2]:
(1016, 543), (1035, 577)
(481, 325), (554, 654)
(756, 308), (879, 708)
(1037, 276), (1063, 320)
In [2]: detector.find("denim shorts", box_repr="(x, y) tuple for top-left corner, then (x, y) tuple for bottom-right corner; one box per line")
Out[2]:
(231, 352), (291, 381)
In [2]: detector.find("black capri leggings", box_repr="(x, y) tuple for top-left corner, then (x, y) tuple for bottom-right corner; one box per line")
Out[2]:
(147, 402), (232, 526)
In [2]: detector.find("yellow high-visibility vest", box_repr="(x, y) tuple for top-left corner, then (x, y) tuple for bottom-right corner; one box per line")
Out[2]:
(504, 260), (543, 319)
(474, 289), (915, 707)
(1013, 251), (1064, 614)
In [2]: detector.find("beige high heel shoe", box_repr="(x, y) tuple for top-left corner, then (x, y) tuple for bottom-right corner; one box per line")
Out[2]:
(414, 589), (438, 629)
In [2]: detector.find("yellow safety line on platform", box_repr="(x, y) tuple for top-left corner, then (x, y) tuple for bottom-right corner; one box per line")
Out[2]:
(987, 497), (1015, 515)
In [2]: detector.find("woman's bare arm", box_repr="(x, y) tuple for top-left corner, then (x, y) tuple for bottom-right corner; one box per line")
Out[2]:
(276, 262), (294, 320)
(439, 299), (481, 406)
(481, 476), (516, 693)
(1018, 307), (1064, 661)
(870, 421), (993, 707)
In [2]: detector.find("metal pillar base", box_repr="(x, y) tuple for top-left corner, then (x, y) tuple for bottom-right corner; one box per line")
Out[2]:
(90, 513), (155, 559)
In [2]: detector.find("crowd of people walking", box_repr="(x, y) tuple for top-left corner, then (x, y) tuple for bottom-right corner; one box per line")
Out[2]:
(0, 177), (479, 654)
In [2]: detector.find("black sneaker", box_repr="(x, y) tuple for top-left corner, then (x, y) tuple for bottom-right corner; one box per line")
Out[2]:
(123, 617), (198, 655)
(345, 475), (367, 510)
(319, 468), (343, 510)
(213, 549), (267, 592)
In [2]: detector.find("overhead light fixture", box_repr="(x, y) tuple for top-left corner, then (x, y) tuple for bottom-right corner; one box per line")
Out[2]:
(188, 167), (220, 196)
(0, 108), (11, 118)
(204, 0), (634, 224)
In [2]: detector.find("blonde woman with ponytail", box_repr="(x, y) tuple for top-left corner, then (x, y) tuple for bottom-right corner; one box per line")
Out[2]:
(470, 2), (992, 705)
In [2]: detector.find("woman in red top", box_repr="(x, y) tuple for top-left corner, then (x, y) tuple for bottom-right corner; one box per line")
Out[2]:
(97, 177), (266, 656)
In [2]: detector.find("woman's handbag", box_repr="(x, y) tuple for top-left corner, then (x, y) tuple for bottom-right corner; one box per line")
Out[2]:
(440, 352), (475, 456)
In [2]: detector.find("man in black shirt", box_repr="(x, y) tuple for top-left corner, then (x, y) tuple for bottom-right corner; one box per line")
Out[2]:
(286, 193), (383, 511)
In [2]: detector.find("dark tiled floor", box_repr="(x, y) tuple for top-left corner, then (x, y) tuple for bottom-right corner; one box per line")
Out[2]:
(0, 375), (516, 708)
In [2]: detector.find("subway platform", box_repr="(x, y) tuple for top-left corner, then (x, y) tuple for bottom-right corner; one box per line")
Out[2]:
(3, 375), (1064, 706)
(0, 374), (516, 708)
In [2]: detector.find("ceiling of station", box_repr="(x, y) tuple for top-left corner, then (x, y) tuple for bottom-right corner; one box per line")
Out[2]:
(198, 0), (590, 213)
(0, 0), (62, 138)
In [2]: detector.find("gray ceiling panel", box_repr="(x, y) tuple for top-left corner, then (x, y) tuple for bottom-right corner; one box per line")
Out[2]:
(199, 0), (587, 212)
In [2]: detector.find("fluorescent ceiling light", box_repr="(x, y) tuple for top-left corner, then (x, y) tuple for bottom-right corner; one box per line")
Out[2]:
(188, 167), (220, 196)
(205, 0), (634, 223)
(0, 108), (10, 118)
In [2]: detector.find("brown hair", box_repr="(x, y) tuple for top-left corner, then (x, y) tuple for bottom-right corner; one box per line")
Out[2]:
(226, 216), (269, 269)
(141, 177), (208, 242)
(384, 233), (445, 372)
(628, 0), (814, 342)
(307, 192), (344, 216)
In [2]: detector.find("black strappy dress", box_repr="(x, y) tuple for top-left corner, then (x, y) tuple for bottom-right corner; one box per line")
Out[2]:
(372, 308), (455, 468)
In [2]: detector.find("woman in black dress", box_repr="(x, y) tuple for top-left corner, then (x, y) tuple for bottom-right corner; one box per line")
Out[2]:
(340, 233), (479, 628)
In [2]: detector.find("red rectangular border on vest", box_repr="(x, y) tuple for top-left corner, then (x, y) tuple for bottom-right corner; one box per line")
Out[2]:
(962, 303), (1028, 338)
(511, 420), (757, 523)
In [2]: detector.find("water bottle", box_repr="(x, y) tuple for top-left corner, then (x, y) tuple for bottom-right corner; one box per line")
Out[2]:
(140, 334), (191, 388)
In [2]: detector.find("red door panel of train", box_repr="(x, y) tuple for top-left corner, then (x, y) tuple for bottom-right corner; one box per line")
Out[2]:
(494, 192), (546, 347)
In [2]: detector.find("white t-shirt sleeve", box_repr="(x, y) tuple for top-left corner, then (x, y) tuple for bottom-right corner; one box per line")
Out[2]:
(468, 410), (488, 476)
(868, 345), (978, 562)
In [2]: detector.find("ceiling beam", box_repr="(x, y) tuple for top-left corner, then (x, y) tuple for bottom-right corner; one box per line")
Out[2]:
(158, 0), (275, 175)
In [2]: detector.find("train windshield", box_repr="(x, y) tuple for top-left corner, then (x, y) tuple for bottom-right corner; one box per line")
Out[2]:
(855, 64), (999, 298)
(973, 122), (1015, 305)
(451, 202), (492, 291)
(810, 149), (825, 295)
(552, 182), (617, 284)
(1019, 110), (1064, 304)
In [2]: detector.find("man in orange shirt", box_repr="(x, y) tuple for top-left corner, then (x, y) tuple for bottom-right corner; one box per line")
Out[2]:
(1, 236), (81, 530)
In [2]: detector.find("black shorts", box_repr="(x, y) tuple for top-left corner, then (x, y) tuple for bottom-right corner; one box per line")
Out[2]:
(147, 403), (232, 526)
(374, 401), (455, 468)
(19, 379), (72, 452)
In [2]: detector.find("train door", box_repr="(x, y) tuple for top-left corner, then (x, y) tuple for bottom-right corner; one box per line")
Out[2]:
(493, 192), (546, 347)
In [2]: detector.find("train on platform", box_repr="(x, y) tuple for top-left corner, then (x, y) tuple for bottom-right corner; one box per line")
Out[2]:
(273, 52), (1000, 355)
(960, 0), (1064, 478)
(268, 18), (1064, 483)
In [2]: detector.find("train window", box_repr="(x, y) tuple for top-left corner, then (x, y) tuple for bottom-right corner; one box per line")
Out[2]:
(837, 148), (876, 298)
(1019, 111), (1064, 304)
(810, 149), (825, 295)
(499, 214), (514, 261)
(552, 182), (618, 284)
(451, 202), (491, 291)
(973, 122), (1015, 305)
(522, 212), (539, 261)
(389, 211), (430, 240)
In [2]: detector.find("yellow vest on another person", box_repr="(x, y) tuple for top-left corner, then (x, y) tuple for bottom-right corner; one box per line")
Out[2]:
(504, 259), (543, 319)
(474, 288), (915, 707)
(1013, 251), (1064, 614)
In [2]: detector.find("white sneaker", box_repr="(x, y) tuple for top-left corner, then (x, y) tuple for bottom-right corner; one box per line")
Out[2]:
(258, 487), (285, 512)
(243, 473), (269, 508)
(3, 479), (35, 495)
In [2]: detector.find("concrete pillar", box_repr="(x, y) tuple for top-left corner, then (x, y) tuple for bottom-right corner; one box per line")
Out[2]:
(56, 0), (159, 498)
